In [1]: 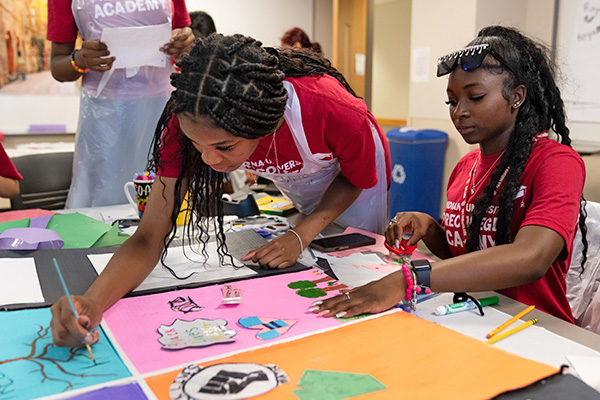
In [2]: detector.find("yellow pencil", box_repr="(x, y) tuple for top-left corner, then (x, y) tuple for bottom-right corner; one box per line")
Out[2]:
(486, 304), (535, 339)
(487, 318), (538, 344)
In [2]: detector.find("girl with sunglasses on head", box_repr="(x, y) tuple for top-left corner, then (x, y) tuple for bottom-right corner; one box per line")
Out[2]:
(311, 25), (588, 323)
(50, 33), (390, 347)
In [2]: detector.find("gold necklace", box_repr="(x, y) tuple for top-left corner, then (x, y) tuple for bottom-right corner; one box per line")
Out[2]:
(470, 150), (505, 195)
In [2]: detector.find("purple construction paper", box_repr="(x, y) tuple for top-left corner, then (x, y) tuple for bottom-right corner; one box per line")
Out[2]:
(0, 227), (64, 250)
(29, 215), (53, 229)
(65, 383), (147, 400)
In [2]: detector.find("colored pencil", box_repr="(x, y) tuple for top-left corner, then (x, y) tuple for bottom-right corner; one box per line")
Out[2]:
(52, 258), (96, 364)
(487, 318), (538, 344)
(486, 304), (535, 339)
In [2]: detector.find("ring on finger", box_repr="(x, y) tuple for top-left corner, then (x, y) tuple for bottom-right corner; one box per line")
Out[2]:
(345, 292), (350, 300)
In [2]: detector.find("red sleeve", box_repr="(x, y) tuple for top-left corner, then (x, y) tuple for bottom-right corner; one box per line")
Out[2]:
(172, 0), (191, 28)
(0, 145), (23, 181)
(520, 146), (585, 258)
(46, 0), (78, 43)
(158, 115), (183, 178)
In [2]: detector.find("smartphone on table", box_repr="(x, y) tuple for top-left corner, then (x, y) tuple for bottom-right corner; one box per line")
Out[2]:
(309, 233), (376, 252)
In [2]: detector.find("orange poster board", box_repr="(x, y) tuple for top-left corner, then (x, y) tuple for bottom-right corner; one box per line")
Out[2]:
(146, 311), (556, 399)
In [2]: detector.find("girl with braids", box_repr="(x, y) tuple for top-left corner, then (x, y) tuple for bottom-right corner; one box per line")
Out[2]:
(311, 26), (588, 323)
(50, 33), (390, 347)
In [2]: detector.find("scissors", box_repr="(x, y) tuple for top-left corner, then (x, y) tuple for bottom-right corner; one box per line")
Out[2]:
(384, 239), (418, 264)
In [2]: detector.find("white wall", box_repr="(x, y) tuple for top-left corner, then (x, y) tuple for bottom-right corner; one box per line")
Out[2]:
(185, 0), (315, 47)
(371, 0), (411, 120)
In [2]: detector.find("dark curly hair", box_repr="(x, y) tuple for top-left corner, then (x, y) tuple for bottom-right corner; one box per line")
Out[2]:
(460, 26), (588, 271)
(147, 34), (355, 277)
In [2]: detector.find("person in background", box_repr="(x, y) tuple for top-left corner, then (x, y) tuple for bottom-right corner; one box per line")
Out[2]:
(0, 142), (21, 199)
(189, 11), (216, 39)
(281, 27), (322, 55)
(51, 33), (390, 347)
(47, 0), (194, 208)
(311, 26), (588, 323)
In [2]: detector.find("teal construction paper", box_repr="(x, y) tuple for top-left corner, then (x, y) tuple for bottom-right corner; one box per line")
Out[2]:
(0, 308), (131, 400)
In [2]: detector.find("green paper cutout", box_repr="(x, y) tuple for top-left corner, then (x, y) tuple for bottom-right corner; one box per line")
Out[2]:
(293, 370), (386, 400)
(92, 224), (130, 248)
(0, 219), (30, 234)
(295, 288), (327, 298)
(288, 280), (316, 289)
(46, 213), (112, 249)
(334, 312), (371, 322)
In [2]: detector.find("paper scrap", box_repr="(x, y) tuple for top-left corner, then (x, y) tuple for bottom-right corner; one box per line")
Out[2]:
(157, 318), (236, 349)
(566, 354), (600, 391)
(221, 284), (242, 304)
(293, 369), (386, 400)
(0, 258), (45, 305)
(101, 22), (170, 70)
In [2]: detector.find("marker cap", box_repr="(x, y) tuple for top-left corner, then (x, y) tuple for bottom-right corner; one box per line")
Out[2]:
(479, 296), (500, 307)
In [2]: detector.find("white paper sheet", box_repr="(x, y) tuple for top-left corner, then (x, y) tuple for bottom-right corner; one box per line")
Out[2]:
(416, 292), (600, 370)
(100, 22), (171, 69)
(566, 354), (600, 390)
(0, 258), (45, 305)
(316, 251), (387, 288)
(88, 242), (257, 293)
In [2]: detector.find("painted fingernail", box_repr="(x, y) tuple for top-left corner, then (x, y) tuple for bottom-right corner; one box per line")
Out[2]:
(308, 306), (319, 312)
(395, 239), (400, 249)
(318, 309), (330, 316)
(312, 300), (323, 306)
(82, 332), (94, 345)
(335, 311), (347, 318)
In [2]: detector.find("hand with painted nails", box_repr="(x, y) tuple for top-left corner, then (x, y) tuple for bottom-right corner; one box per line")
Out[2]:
(308, 271), (407, 319)
(385, 212), (435, 249)
(160, 27), (195, 61)
(50, 295), (101, 348)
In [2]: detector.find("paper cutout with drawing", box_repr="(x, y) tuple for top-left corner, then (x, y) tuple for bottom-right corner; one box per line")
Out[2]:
(238, 317), (297, 340)
(169, 363), (289, 400)
(169, 296), (202, 313)
(222, 284), (242, 305)
(0, 308), (130, 400)
(292, 369), (386, 400)
(157, 318), (237, 350)
(64, 382), (147, 400)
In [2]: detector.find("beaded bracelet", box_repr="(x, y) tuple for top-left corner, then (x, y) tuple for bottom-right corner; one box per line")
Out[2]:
(400, 264), (417, 311)
(70, 50), (90, 74)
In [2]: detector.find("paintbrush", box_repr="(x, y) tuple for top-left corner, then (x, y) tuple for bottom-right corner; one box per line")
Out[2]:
(52, 258), (96, 365)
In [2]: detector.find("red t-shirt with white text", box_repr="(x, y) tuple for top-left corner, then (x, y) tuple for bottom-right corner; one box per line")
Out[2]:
(443, 137), (585, 322)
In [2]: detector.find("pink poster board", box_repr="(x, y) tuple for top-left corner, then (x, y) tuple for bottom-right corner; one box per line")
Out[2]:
(103, 269), (347, 374)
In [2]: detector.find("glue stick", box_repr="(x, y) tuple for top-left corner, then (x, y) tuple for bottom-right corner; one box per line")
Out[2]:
(434, 296), (499, 316)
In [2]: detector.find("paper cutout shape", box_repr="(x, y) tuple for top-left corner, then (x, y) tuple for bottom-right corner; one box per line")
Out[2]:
(293, 370), (386, 400)
(222, 284), (242, 305)
(169, 363), (289, 399)
(65, 382), (147, 400)
(287, 274), (348, 298)
(0, 308), (131, 400)
(238, 317), (297, 340)
(0, 227), (64, 250)
(157, 318), (236, 350)
(169, 296), (202, 314)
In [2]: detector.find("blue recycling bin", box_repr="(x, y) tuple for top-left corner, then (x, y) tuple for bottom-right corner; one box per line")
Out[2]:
(386, 127), (448, 220)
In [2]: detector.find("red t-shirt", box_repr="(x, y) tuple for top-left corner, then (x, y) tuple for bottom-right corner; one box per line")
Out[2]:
(47, 0), (191, 42)
(443, 136), (585, 322)
(159, 75), (391, 190)
(0, 144), (22, 181)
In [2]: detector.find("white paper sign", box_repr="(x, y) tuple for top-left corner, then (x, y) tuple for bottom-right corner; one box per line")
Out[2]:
(100, 22), (171, 70)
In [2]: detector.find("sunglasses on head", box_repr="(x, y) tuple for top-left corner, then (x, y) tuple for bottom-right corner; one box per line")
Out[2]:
(436, 43), (516, 77)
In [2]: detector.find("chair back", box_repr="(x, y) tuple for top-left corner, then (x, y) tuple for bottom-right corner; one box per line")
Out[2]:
(567, 200), (600, 333)
(10, 152), (73, 210)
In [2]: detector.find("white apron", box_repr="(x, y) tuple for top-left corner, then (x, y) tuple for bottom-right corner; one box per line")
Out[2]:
(67, 0), (174, 207)
(246, 81), (389, 233)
